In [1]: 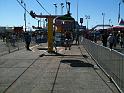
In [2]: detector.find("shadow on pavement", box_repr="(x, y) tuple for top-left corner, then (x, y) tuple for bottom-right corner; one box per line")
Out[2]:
(37, 48), (48, 50)
(60, 60), (94, 67)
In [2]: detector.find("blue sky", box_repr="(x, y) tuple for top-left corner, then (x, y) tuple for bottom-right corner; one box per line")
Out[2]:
(0, 0), (124, 29)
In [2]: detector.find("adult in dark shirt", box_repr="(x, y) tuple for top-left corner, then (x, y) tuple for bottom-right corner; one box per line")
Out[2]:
(64, 31), (72, 50)
(102, 33), (108, 47)
(24, 32), (31, 51)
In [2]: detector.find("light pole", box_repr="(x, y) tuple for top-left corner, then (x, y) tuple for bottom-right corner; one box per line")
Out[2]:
(66, 1), (70, 14)
(21, 0), (26, 32)
(61, 3), (64, 15)
(53, 3), (57, 15)
(118, 2), (121, 23)
(77, 0), (79, 22)
(109, 19), (111, 25)
(102, 13), (105, 30)
(85, 15), (90, 30)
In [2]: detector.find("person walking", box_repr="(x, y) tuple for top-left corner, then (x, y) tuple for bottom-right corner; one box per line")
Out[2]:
(11, 33), (16, 47)
(108, 33), (115, 49)
(102, 32), (108, 47)
(24, 32), (31, 51)
(75, 32), (80, 45)
(120, 33), (124, 48)
(64, 31), (72, 50)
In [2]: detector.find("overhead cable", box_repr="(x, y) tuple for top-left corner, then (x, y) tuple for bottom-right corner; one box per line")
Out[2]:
(35, 0), (51, 15)
(16, 0), (38, 20)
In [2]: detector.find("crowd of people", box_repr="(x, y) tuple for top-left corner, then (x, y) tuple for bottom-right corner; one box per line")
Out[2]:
(82, 30), (124, 50)
(0, 32), (23, 47)
(1, 29), (123, 51)
(0, 31), (47, 51)
(102, 32), (124, 49)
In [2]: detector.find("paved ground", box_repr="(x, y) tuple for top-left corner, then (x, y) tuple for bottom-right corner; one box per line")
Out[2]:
(0, 43), (120, 93)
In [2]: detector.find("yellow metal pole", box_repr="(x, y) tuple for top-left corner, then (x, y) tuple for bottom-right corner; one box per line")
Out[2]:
(48, 17), (54, 52)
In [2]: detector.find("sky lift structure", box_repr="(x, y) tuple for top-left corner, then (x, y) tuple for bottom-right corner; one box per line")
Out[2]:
(30, 1), (75, 52)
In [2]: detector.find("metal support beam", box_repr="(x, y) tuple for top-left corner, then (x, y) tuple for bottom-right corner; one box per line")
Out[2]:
(48, 17), (54, 52)
(30, 11), (63, 52)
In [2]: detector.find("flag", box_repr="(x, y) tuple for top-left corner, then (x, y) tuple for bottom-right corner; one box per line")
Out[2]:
(119, 18), (124, 25)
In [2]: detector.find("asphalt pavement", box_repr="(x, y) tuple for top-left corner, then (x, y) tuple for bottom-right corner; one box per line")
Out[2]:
(0, 43), (120, 93)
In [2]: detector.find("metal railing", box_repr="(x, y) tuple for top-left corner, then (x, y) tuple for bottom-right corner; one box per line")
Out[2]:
(81, 37), (124, 93)
(0, 38), (36, 56)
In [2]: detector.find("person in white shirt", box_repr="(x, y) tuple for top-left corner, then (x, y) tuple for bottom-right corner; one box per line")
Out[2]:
(107, 33), (115, 49)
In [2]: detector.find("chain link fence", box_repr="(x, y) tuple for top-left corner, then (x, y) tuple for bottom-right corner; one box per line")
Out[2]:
(81, 37), (124, 93)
